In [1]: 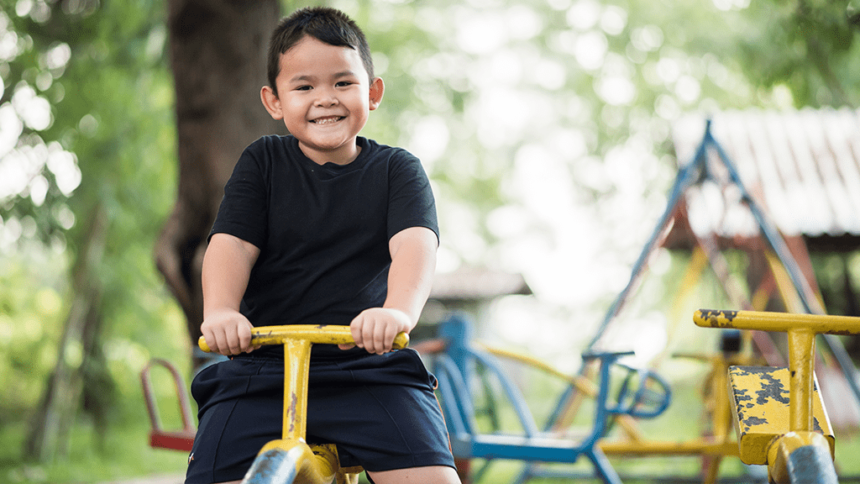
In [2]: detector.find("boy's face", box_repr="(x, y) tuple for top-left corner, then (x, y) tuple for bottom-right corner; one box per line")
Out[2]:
(261, 35), (383, 165)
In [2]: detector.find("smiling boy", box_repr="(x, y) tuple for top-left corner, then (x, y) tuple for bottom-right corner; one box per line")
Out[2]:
(184, 6), (459, 484)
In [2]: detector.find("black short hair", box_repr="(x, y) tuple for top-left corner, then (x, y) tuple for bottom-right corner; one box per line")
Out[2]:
(267, 7), (374, 96)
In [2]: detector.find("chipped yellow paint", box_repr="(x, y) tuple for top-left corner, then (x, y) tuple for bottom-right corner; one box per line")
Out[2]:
(727, 366), (834, 465)
(694, 309), (860, 336)
(693, 309), (855, 477)
(283, 338), (312, 441)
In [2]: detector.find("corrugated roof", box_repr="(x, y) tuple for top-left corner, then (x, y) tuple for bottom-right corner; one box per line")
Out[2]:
(430, 267), (532, 301)
(671, 108), (860, 239)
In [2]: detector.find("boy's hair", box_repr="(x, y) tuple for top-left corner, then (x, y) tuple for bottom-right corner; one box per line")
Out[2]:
(267, 7), (374, 96)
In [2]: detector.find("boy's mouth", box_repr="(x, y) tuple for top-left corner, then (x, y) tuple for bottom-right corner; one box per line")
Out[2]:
(311, 116), (345, 125)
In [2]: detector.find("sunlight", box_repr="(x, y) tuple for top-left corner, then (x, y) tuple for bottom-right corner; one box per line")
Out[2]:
(596, 74), (636, 106)
(0, 103), (23, 157)
(455, 11), (508, 55)
(44, 42), (71, 71)
(630, 25), (663, 52)
(12, 84), (52, 131)
(566, 0), (601, 31)
(46, 143), (81, 196)
(675, 75), (701, 105)
(574, 31), (607, 71)
(406, 115), (450, 168)
(0, 19), (19, 62)
(600, 5), (627, 36)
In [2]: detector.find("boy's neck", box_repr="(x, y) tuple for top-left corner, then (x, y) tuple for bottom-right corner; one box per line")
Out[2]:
(298, 139), (361, 166)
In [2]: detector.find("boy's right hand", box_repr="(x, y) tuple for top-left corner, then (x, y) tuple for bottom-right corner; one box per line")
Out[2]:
(200, 308), (258, 355)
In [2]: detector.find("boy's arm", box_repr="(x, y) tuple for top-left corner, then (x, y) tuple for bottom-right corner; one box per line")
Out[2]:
(347, 226), (438, 354)
(200, 233), (261, 355)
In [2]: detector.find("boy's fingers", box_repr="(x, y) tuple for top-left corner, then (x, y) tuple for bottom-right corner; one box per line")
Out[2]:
(383, 325), (398, 353)
(350, 318), (365, 349)
(238, 323), (253, 353)
(212, 331), (227, 355)
(372, 322), (388, 354)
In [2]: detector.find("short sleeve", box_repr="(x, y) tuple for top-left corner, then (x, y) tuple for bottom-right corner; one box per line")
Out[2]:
(387, 151), (439, 243)
(209, 143), (269, 249)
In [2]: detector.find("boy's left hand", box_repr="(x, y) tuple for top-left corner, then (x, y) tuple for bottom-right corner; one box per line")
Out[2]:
(341, 307), (411, 355)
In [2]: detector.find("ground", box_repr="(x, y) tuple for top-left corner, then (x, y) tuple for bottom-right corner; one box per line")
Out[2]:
(97, 474), (184, 484)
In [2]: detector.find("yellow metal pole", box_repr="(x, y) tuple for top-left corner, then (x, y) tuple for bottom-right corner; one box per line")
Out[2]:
(283, 338), (312, 441)
(787, 329), (814, 433)
(198, 325), (409, 353)
(694, 309), (860, 335)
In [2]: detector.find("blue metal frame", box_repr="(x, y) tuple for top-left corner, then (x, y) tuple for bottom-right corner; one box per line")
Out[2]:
(431, 313), (671, 484)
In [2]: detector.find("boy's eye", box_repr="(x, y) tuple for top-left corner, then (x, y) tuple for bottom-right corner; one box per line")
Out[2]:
(336, 81), (353, 87)
(295, 85), (312, 91)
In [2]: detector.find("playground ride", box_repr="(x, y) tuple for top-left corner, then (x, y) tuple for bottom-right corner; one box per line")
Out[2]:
(415, 313), (671, 484)
(198, 325), (409, 484)
(142, 326), (408, 484)
(694, 309), (860, 484)
(197, 325), (409, 484)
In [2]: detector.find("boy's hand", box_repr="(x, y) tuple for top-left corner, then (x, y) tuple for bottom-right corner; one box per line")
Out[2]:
(341, 308), (411, 355)
(201, 308), (259, 355)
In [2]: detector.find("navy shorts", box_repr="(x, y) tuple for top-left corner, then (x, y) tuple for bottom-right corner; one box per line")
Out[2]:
(184, 348), (455, 483)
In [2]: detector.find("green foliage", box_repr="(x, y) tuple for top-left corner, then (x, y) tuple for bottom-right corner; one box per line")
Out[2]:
(0, 248), (68, 421)
(728, 0), (860, 106)
(0, 0), (189, 465)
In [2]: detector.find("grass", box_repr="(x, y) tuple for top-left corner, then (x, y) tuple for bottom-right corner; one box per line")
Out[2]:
(0, 419), (187, 484)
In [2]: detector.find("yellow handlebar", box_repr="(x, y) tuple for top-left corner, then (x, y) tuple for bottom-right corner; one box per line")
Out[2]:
(197, 324), (410, 353)
(694, 309), (860, 335)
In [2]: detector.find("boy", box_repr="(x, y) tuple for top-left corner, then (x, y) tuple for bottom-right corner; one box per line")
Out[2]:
(185, 7), (460, 484)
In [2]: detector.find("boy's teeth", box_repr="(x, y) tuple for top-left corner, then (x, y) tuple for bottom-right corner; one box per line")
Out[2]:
(314, 117), (340, 125)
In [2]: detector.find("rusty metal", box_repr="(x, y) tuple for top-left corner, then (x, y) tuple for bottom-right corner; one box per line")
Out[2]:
(694, 309), (856, 482)
(140, 358), (196, 451)
(726, 366), (833, 465)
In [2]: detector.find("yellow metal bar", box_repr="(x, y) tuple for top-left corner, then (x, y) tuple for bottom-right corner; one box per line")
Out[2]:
(693, 309), (860, 335)
(787, 330), (814, 433)
(479, 344), (594, 395)
(283, 338), (312, 441)
(480, 344), (644, 441)
(197, 325), (409, 353)
(599, 439), (738, 457)
(764, 251), (806, 314)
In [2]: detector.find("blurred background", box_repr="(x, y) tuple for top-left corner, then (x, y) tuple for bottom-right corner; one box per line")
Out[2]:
(1, 0), (860, 482)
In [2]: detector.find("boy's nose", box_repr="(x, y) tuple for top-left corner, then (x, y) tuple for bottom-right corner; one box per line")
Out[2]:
(314, 90), (339, 107)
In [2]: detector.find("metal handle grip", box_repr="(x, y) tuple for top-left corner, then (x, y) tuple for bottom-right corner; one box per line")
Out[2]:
(198, 324), (409, 353)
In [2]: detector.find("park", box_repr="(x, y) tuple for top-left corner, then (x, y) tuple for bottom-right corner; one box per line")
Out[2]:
(2, 0), (860, 483)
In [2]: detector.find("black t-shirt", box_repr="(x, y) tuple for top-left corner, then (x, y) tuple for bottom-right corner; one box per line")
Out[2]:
(210, 135), (438, 357)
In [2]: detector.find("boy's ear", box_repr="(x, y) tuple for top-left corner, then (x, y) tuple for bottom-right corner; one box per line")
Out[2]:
(260, 85), (284, 120)
(368, 77), (384, 111)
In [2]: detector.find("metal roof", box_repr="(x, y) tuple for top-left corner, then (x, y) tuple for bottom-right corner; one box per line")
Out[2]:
(429, 267), (532, 301)
(671, 108), (860, 240)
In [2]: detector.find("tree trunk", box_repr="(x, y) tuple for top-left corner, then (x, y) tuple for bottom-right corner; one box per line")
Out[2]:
(24, 203), (108, 462)
(156, 0), (284, 361)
